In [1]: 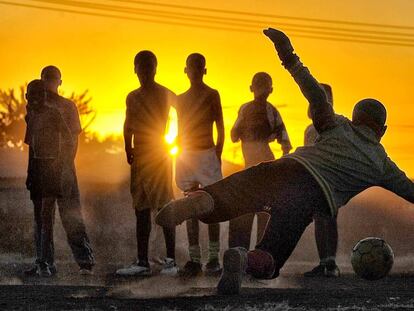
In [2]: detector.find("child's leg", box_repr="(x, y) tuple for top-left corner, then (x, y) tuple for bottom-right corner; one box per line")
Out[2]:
(228, 214), (255, 250)
(186, 218), (201, 263)
(162, 226), (175, 260)
(39, 198), (56, 266)
(207, 223), (220, 263)
(135, 208), (151, 266)
(58, 196), (94, 269)
(33, 199), (43, 264)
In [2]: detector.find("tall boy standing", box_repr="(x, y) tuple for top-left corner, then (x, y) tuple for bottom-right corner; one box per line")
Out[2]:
(175, 53), (224, 276)
(117, 51), (177, 276)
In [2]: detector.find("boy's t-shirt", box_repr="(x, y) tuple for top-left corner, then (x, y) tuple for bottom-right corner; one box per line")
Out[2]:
(232, 101), (291, 149)
(25, 103), (69, 199)
(287, 114), (414, 216)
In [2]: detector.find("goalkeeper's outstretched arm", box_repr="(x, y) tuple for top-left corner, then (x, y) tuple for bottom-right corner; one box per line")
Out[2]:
(263, 28), (336, 133)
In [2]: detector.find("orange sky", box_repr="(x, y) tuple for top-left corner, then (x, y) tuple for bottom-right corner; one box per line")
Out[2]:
(1, 0), (414, 176)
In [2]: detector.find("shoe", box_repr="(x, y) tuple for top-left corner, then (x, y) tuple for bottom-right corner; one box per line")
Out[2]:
(155, 191), (214, 227)
(49, 263), (57, 275)
(37, 263), (52, 278)
(23, 265), (39, 277)
(325, 262), (340, 278)
(160, 258), (179, 276)
(304, 262), (340, 278)
(79, 268), (94, 276)
(116, 261), (152, 277)
(205, 258), (222, 276)
(178, 261), (202, 278)
(217, 247), (247, 295)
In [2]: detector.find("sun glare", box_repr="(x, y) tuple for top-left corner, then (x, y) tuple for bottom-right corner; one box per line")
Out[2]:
(165, 107), (179, 156)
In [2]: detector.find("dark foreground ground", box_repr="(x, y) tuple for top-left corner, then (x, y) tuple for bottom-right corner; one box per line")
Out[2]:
(1, 258), (414, 311)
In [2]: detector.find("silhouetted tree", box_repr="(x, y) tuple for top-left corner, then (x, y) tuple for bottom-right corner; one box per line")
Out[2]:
(0, 84), (96, 149)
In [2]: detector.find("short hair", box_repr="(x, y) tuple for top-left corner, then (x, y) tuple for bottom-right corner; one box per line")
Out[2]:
(252, 72), (272, 87)
(134, 50), (157, 67)
(41, 65), (61, 80)
(186, 53), (206, 69)
(320, 83), (333, 105)
(27, 79), (45, 94)
(352, 98), (387, 127)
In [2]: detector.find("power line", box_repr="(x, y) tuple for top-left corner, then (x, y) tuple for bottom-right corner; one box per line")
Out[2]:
(30, 0), (414, 45)
(33, 0), (414, 39)
(2, 1), (414, 47)
(112, 0), (414, 31)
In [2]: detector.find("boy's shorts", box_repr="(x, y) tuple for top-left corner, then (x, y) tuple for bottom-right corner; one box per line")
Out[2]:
(176, 147), (223, 191)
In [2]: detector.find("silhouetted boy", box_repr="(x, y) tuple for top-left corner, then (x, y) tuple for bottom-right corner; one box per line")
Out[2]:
(303, 83), (339, 278)
(156, 29), (414, 295)
(24, 66), (95, 276)
(229, 72), (292, 251)
(24, 79), (76, 276)
(175, 53), (224, 277)
(117, 51), (177, 276)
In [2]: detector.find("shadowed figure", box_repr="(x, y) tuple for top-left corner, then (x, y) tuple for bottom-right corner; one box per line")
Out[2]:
(229, 72), (292, 251)
(117, 50), (177, 277)
(156, 28), (414, 295)
(175, 53), (225, 277)
(303, 83), (340, 278)
(24, 74), (94, 277)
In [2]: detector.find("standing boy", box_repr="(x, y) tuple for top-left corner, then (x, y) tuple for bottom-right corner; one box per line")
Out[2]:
(117, 51), (177, 276)
(229, 72), (292, 250)
(175, 53), (224, 276)
(24, 79), (93, 276)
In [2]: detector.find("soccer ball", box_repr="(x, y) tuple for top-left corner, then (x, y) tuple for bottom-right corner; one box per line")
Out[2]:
(351, 237), (394, 280)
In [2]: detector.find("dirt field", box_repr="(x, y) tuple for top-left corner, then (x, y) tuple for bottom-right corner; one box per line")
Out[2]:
(1, 257), (414, 310)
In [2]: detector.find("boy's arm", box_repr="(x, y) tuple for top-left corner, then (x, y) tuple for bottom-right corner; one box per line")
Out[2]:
(213, 91), (225, 162)
(231, 106), (244, 143)
(124, 94), (134, 165)
(381, 158), (414, 204)
(269, 107), (292, 155)
(263, 28), (336, 133)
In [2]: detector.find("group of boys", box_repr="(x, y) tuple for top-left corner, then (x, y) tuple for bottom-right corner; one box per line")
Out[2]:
(24, 29), (414, 295)
(24, 50), (294, 278)
(116, 51), (296, 277)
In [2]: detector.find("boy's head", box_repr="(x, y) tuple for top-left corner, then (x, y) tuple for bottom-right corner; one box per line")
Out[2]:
(308, 83), (333, 119)
(185, 53), (206, 84)
(250, 72), (273, 100)
(134, 50), (157, 86)
(41, 65), (62, 93)
(26, 79), (46, 107)
(352, 98), (387, 139)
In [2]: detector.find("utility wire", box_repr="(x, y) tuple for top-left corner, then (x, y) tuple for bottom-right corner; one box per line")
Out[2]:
(32, 0), (414, 39)
(1, 0), (414, 47)
(112, 0), (414, 31)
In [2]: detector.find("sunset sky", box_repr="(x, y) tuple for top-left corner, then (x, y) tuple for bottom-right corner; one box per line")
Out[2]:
(1, 0), (413, 176)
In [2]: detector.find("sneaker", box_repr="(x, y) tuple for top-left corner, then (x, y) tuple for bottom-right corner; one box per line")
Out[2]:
(217, 247), (247, 295)
(178, 261), (202, 278)
(155, 191), (214, 227)
(160, 258), (179, 276)
(205, 258), (222, 276)
(49, 264), (57, 276)
(304, 262), (340, 278)
(325, 262), (340, 278)
(37, 263), (52, 278)
(79, 268), (94, 276)
(23, 265), (39, 277)
(116, 262), (152, 277)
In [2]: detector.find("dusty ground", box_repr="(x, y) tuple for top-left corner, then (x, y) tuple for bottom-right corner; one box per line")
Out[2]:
(1, 256), (414, 310)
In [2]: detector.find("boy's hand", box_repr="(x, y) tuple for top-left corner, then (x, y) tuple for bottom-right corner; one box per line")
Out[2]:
(263, 28), (294, 60)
